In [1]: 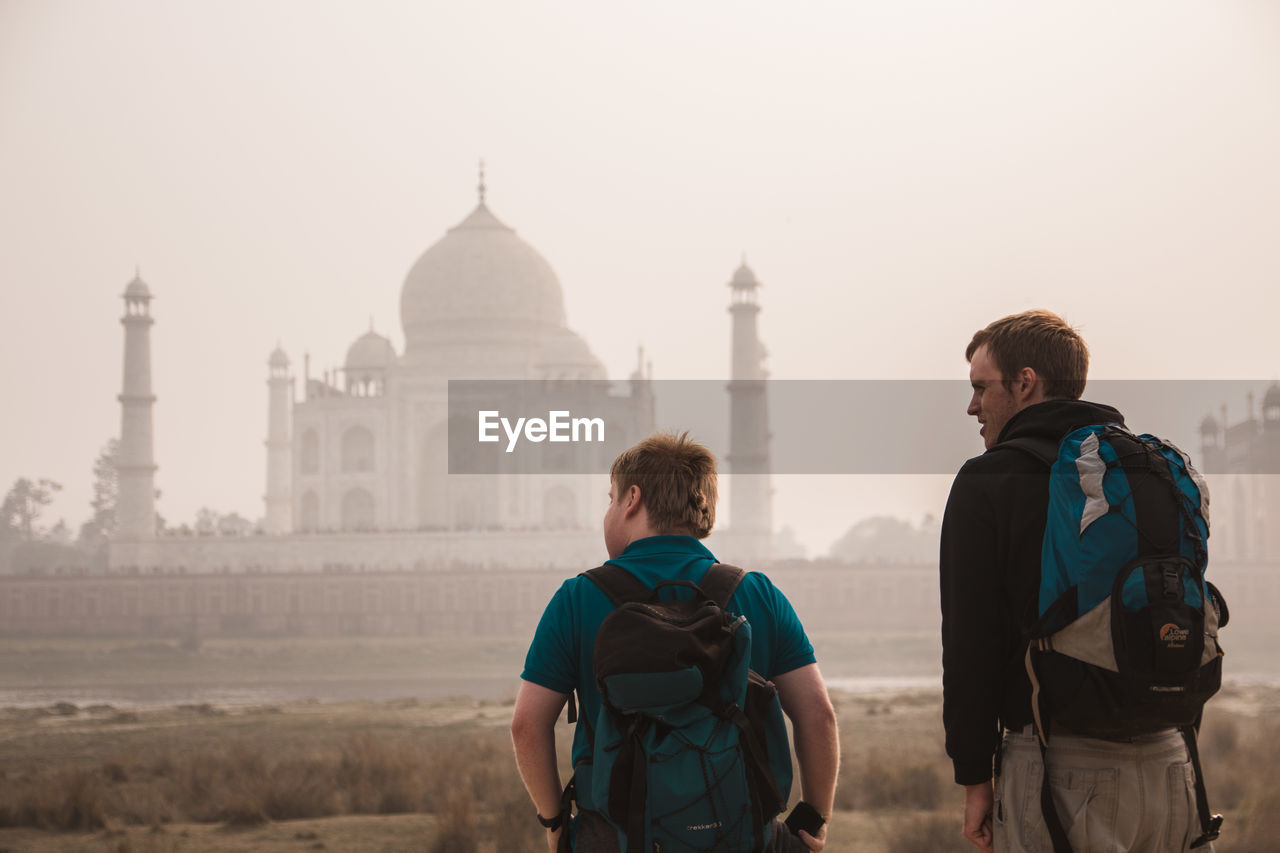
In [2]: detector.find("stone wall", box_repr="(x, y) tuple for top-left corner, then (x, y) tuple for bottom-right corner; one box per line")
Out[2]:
(0, 560), (941, 638)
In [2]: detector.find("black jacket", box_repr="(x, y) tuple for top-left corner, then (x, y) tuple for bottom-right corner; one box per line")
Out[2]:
(939, 398), (1125, 785)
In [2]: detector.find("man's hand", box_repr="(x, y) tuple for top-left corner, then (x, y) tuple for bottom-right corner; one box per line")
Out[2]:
(798, 824), (826, 851)
(962, 782), (994, 852)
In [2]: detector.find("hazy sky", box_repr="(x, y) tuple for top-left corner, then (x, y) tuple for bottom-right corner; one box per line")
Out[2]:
(3, 0), (1278, 554)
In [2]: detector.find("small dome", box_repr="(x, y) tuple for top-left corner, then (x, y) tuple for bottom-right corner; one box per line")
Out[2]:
(1264, 382), (1280, 411)
(535, 330), (606, 380)
(345, 330), (397, 371)
(730, 262), (758, 288)
(269, 347), (290, 368)
(123, 274), (151, 299)
(1199, 414), (1219, 435)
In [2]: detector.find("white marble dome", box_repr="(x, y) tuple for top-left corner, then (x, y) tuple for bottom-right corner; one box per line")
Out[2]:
(400, 203), (567, 356)
(345, 329), (397, 371)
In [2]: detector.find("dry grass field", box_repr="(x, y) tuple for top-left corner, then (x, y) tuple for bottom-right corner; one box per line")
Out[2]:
(1, 683), (1278, 853)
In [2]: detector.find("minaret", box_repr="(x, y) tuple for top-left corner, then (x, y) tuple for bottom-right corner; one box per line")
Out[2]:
(264, 345), (293, 535)
(116, 271), (157, 541)
(1198, 413), (1220, 467)
(726, 260), (773, 561)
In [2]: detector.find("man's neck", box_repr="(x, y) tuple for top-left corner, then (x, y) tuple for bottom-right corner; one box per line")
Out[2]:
(624, 527), (701, 549)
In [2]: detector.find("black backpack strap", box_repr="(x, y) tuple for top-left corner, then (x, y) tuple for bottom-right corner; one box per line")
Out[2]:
(1207, 582), (1229, 629)
(582, 564), (651, 607)
(578, 565), (646, 727)
(555, 777), (577, 853)
(607, 716), (649, 853)
(1028, 642), (1073, 853)
(575, 565), (649, 727)
(584, 562), (746, 608)
(699, 562), (747, 608)
(1106, 429), (1182, 557)
(721, 702), (784, 825)
(1037, 734), (1073, 853)
(1181, 725), (1224, 848)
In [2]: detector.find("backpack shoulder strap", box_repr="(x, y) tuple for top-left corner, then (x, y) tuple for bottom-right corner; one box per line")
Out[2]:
(584, 562), (746, 608)
(699, 562), (747, 608)
(581, 564), (650, 607)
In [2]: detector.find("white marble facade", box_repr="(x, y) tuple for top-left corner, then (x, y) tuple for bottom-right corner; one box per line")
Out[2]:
(281, 194), (652, 539)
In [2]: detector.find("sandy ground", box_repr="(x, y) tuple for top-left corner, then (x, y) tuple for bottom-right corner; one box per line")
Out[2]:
(3, 683), (1276, 853)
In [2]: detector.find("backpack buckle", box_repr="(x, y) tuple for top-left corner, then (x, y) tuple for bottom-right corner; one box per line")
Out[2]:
(1190, 814), (1223, 848)
(1161, 564), (1182, 601)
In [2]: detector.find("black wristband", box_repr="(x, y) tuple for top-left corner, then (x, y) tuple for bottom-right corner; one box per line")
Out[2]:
(537, 810), (564, 831)
(784, 800), (825, 836)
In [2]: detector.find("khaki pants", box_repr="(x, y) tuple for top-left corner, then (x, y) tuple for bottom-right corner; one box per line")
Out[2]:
(994, 727), (1212, 853)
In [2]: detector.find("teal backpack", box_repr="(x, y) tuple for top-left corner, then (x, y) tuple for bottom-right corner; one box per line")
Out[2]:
(564, 562), (793, 853)
(1008, 424), (1226, 851)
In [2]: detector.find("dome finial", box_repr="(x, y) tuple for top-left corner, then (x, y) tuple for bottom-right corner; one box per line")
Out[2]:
(477, 159), (486, 205)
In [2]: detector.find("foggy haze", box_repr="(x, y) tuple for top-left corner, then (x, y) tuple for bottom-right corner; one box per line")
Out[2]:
(3, 0), (1279, 554)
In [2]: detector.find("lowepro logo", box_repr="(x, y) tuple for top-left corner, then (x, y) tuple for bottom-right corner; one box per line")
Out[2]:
(1159, 623), (1190, 647)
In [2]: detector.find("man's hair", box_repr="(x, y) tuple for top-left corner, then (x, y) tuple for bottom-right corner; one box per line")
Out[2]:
(965, 310), (1089, 400)
(610, 432), (717, 538)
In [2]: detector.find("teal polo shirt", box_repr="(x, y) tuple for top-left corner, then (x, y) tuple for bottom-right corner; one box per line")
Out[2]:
(520, 535), (817, 770)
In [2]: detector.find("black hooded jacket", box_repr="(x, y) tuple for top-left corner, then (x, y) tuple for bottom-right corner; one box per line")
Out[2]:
(939, 398), (1125, 785)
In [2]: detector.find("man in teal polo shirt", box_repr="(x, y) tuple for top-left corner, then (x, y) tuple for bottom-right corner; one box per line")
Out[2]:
(511, 432), (838, 852)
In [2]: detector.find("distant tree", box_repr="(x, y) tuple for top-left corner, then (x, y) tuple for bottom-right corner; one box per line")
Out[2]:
(47, 519), (73, 545)
(1, 478), (63, 541)
(773, 525), (808, 560)
(78, 440), (119, 548)
(194, 507), (219, 536)
(191, 507), (251, 537)
(216, 512), (252, 537)
(829, 514), (940, 564)
(154, 487), (166, 535)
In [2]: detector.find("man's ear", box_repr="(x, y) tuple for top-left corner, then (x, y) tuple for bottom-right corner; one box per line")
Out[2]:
(622, 484), (644, 518)
(1015, 366), (1039, 401)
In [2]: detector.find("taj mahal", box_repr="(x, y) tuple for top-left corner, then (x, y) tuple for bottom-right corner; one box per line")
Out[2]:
(106, 173), (775, 576)
(7, 175), (1280, 639)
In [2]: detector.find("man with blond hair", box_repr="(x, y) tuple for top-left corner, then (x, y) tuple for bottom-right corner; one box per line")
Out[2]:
(512, 432), (838, 852)
(941, 310), (1212, 851)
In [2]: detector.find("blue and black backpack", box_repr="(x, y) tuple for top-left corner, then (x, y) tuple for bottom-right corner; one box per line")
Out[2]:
(1008, 423), (1228, 852)
(560, 562), (793, 853)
